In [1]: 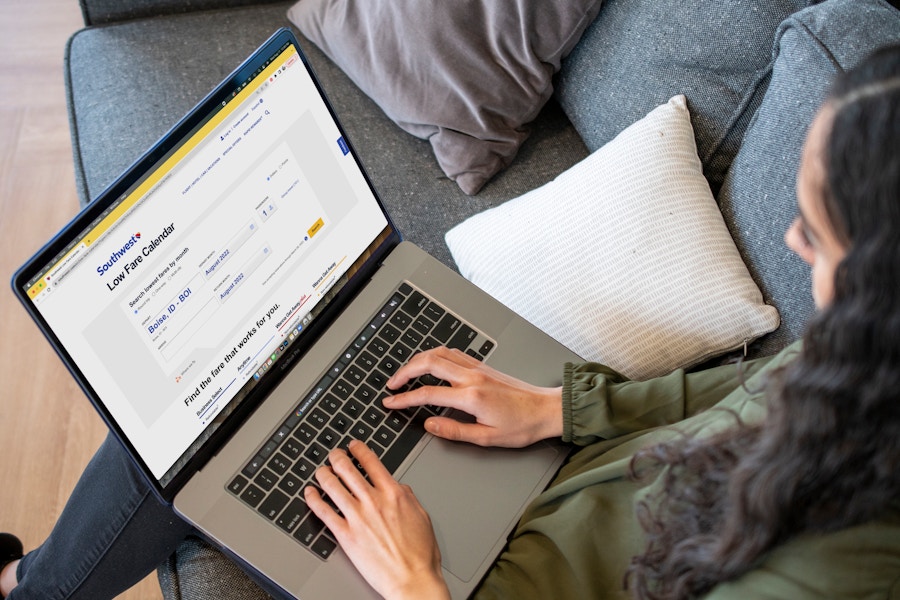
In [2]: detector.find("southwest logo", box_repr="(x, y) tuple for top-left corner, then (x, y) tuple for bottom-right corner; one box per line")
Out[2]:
(96, 232), (142, 277)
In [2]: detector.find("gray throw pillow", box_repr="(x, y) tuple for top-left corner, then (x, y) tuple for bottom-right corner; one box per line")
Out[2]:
(718, 0), (900, 356)
(287, 0), (603, 195)
(555, 0), (818, 195)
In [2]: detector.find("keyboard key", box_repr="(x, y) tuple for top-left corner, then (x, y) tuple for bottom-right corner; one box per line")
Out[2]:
(350, 422), (373, 440)
(278, 473), (303, 496)
(344, 365), (365, 386)
(447, 324), (477, 351)
(411, 316), (435, 336)
(366, 440), (386, 457)
(373, 426), (397, 447)
(424, 302), (445, 322)
(290, 458), (316, 480)
(267, 453), (290, 476)
(377, 355), (401, 375)
(355, 350), (377, 371)
(381, 421), (427, 475)
(390, 311), (412, 329)
(385, 412), (409, 432)
(258, 489), (290, 520)
(308, 408), (329, 429)
(362, 406), (385, 427)
(353, 383), (377, 403)
(294, 513), (325, 546)
(311, 536), (338, 560)
(401, 329), (423, 348)
(317, 427), (340, 449)
(380, 324), (400, 343)
(368, 337), (389, 356)
(228, 475), (248, 495)
(366, 370), (388, 390)
(255, 468), (278, 492)
(479, 340), (495, 356)
(432, 313), (461, 343)
(400, 291), (428, 316)
(240, 483), (265, 507)
(330, 413), (352, 434)
(294, 422), (316, 444)
(332, 379), (353, 400)
(282, 438), (303, 460)
(304, 442), (327, 464)
(398, 282), (413, 296)
(320, 393), (342, 414)
(276, 498), (309, 534)
(389, 342), (413, 362)
(343, 399), (365, 420)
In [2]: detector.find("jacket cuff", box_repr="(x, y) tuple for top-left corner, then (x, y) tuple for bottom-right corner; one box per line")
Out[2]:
(561, 362), (575, 443)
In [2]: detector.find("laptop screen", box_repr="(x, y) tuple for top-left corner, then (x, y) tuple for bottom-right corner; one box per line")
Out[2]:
(17, 33), (391, 488)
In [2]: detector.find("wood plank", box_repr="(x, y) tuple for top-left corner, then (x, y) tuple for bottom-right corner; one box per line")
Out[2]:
(0, 1), (164, 598)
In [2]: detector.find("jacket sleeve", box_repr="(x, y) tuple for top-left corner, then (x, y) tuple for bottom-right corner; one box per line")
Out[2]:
(561, 354), (778, 445)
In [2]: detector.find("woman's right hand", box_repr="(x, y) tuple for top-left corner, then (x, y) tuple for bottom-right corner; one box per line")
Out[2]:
(384, 346), (563, 448)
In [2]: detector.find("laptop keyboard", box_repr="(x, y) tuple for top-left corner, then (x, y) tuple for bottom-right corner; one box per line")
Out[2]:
(226, 282), (495, 560)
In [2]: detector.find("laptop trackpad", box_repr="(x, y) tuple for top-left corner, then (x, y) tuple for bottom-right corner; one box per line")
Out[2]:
(398, 436), (558, 582)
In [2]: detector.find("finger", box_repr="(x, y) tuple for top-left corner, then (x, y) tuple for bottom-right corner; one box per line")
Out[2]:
(313, 463), (356, 508)
(382, 384), (469, 412)
(304, 484), (349, 537)
(424, 416), (495, 447)
(347, 439), (395, 488)
(326, 448), (372, 498)
(387, 347), (478, 389)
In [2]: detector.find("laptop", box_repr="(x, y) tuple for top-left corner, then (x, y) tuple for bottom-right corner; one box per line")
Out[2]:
(12, 28), (581, 599)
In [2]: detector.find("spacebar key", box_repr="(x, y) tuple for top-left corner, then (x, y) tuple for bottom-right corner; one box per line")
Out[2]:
(379, 419), (427, 475)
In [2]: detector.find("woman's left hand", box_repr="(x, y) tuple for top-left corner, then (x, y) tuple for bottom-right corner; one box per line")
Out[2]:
(305, 440), (450, 600)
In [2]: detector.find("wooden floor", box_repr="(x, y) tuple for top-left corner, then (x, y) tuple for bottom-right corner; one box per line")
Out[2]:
(0, 1), (161, 598)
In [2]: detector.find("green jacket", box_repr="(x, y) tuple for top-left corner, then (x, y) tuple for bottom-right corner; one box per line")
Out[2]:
(475, 343), (900, 599)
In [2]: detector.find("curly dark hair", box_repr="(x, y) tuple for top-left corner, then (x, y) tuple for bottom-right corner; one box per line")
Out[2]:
(625, 44), (900, 600)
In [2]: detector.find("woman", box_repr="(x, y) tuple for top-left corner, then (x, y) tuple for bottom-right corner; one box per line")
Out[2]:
(2, 44), (899, 600)
(302, 43), (900, 599)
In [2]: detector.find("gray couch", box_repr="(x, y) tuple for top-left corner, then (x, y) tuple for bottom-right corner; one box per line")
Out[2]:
(63, 0), (900, 597)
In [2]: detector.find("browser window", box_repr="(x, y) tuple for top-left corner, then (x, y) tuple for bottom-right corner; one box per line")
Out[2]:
(26, 43), (388, 482)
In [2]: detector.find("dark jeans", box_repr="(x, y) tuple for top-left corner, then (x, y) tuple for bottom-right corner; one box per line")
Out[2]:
(10, 434), (194, 599)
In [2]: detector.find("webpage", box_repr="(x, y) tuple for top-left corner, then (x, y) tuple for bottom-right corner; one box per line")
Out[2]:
(28, 44), (388, 480)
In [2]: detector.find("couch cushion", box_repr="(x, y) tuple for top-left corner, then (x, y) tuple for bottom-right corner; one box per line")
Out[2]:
(446, 96), (779, 380)
(718, 0), (900, 356)
(556, 0), (818, 195)
(66, 3), (297, 203)
(65, 4), (589, 269)
(287, 0), (603, 195)
(78, 0), (288, 26)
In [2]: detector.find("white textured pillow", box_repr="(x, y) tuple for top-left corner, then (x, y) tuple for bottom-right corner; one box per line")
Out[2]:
(445, 95), (779, 380)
